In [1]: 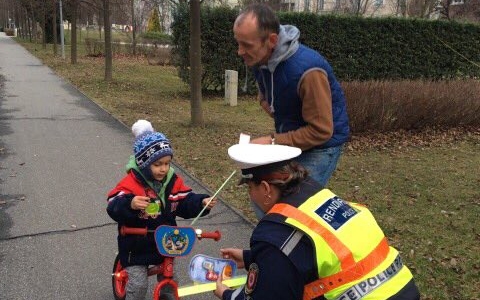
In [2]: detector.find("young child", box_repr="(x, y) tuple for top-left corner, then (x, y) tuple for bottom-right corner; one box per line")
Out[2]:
(107, 119), (217, 300)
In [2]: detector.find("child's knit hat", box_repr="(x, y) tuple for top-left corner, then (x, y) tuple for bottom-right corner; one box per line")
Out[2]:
(132, 120), (173, 171)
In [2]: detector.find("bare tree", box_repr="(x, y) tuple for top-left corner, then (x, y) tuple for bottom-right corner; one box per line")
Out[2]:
(435, 0), (452, 20)
(30, 0), (38, 43)
(444, 0), (480, 22)
(329, 0), (374, 15)
(19, 4), (31, 41)
(25, 5), (32, 41)
(239, 0), (283, 11)
(13, 0), (20, 34)
(103, 0), (112, 81)
(131, 0), (136, 55)
(42, 0), (47, 49)
(71, 0), (78, 64)
(407, 0), (438, 18)
(190, 0), (203, 126)
(53, 0), (58, 55)
(387, 0), (408, 16)
(348, 0), (371, 15)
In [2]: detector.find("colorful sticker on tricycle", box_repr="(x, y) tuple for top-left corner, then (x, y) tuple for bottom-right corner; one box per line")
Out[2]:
(154, 225), (196, 257)
(189, 254), (237, 283)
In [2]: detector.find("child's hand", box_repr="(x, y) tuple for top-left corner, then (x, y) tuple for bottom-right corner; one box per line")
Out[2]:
(131, 196), (150, 210)
(202, 197), (217, 209)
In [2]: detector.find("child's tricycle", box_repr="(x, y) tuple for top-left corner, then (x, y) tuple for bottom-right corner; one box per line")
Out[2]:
(112, 225), (245, 300)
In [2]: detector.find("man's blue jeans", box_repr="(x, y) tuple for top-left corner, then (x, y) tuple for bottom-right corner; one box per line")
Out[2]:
(295, 144), (344, 187)
(251, 144), (344, 220)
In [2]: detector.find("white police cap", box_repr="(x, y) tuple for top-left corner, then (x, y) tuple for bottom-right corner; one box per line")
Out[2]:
(228, 144), (301, 183)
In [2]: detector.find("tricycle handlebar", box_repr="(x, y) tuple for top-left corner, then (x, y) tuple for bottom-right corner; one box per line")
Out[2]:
(120, 226), (221, 241)
(120, 226), (148, 236)
(196, 229), (221, 241)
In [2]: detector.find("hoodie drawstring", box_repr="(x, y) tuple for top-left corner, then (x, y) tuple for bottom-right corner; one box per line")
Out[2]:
(270, 72), (275, 113)
(242, 64), (248, 93)
(261, 70), (275, 114)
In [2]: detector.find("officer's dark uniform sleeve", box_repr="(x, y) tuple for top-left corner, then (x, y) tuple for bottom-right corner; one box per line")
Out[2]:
(222, 241), (304, 300)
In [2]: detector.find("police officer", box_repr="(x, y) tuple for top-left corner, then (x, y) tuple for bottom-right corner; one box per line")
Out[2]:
(214, 143), (420, 300)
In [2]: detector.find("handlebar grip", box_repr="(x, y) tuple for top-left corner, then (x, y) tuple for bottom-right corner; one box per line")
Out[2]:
(200, 230), (221, 241)
(120, 226), (148, 236)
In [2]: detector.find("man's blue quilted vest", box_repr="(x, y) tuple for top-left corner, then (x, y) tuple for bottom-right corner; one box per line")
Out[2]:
(254, 45), (350, 149)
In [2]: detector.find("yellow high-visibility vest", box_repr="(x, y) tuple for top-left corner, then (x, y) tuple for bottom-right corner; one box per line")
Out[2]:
(268, 189), (414, 300)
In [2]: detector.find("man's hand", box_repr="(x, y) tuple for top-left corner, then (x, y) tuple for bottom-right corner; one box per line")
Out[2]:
(251, 135), (272, 145)
(259, 100), (273, 118)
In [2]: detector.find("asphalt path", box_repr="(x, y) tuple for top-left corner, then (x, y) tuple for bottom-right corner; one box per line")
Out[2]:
(0, 33), (253, 300)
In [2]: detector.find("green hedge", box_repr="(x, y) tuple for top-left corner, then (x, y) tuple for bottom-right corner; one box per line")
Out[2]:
(171, 5), (247, 92)
(171, 6), (480, 92)
(139, 31), (172, 44)
(284, 14), (480, 81)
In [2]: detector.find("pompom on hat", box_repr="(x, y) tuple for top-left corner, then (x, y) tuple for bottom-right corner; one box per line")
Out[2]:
(132, 120), (173, 170)
(228, 143), (301, 184)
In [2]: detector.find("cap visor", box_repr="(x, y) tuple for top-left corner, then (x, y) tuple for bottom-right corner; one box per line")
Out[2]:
(238, 177), (248, 185)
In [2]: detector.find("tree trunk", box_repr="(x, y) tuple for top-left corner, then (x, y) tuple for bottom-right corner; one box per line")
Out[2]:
(103, 0), (112, 81)
(15, 3), (25, 38)
(98, 11), (102, 39)
(71, 0), (77, 64)
(31, 5), (37, 44)
(42, 0), (47, 49)
(189, 0), (203, 126)
(14, 1), (21, 37)
(53, 0), (57, 56)
(26, 8), (32, 41)
(13, 0), (19, 36)
(21, 6), (27, 38)
(131, 0), (136, 56)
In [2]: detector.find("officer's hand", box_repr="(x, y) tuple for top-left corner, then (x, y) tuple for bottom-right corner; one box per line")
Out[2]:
(221, 248), (244, 269)
(214, 273), (229, 299)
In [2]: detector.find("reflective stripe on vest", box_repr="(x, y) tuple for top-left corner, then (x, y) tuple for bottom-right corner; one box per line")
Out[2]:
(269, 203), (390, 299)
(270, 203), (357, 269)
(336, 254), (403, 300)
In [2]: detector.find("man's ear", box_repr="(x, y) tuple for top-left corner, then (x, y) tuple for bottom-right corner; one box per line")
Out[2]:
(268, 33), (278, 49)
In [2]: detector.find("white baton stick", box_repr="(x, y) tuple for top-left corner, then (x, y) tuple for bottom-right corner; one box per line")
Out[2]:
(190, 170), (237, 226)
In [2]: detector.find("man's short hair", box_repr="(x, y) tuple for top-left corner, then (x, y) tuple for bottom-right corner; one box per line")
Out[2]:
(238, 3), (280, 39)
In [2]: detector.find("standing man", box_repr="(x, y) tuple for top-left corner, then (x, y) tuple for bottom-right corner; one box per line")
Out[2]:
(233, 3), (350, 188)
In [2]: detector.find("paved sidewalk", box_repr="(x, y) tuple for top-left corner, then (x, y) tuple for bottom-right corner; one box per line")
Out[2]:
(0, 32), (252, 299)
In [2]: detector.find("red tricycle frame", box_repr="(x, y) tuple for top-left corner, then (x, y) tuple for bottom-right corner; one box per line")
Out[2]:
(112, 225), (221, 300)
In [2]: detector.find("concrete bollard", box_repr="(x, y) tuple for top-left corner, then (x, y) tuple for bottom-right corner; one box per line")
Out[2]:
(225, 70), (238, 107)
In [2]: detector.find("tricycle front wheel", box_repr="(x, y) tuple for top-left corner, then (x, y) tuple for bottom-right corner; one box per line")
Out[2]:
(112, 254), (127, 300)
(159, 294), (176, 300)
(155, 282), (177, 300)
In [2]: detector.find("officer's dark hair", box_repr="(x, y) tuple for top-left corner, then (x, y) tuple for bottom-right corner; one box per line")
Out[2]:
(250, 161), (308, 196)
(236, 3), (280, 40)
